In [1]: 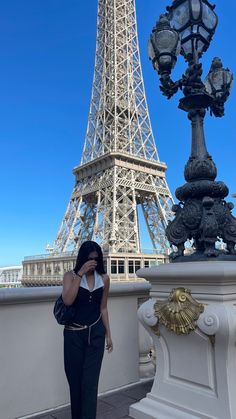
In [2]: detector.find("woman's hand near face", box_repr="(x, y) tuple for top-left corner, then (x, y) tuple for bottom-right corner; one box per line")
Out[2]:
(78, 260), (97, 276)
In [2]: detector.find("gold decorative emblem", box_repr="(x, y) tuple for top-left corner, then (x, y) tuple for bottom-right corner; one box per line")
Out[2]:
(151, 288), (204, 335)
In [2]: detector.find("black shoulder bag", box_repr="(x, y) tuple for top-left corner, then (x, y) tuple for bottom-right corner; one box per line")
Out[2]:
(53, 295), (76, 325)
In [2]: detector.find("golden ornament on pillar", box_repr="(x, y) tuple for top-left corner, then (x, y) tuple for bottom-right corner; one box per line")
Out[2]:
(152, 288), (204, 335)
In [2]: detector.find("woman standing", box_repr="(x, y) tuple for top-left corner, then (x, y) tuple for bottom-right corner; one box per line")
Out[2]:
(62, 241), (113, 419)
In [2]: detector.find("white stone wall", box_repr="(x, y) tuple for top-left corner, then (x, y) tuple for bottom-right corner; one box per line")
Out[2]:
(0, 281), (150, 419)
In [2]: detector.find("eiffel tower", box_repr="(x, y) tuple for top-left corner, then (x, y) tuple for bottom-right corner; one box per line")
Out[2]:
(22, 0), (173, 286)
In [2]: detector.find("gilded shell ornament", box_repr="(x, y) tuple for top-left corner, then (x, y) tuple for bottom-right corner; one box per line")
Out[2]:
(151, 288), (204, 335)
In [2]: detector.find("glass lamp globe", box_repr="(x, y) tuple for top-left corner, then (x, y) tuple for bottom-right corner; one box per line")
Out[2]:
(167, 0), (218, 61)
(205, 57), (234, 99)
(148, 14), (181, 75)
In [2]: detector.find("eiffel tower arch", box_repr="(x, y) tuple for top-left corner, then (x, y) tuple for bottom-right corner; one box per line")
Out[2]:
(22, 0), (174, 286)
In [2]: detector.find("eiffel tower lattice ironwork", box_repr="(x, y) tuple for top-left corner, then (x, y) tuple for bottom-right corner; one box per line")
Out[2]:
(52, 0), (174, 256)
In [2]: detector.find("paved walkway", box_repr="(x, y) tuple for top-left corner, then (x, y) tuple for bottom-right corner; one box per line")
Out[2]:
(29, 380), (153, 419)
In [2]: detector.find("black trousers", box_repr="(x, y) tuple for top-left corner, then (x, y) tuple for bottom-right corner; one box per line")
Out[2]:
(64, 319), (106, 419)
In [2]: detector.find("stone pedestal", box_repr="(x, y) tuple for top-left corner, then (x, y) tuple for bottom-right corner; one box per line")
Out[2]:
(130, 261), (236, 419)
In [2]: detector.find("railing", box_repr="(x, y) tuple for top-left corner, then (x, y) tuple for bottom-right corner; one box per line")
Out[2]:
(24, 248), (169, 261)
(0, 281), (151, 419)
(24, 251), (75, 261)
(21, 275), (62, 284)
(0, 281), (21, 288)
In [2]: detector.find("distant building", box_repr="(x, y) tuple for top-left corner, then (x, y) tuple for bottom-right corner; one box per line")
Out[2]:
(0, 266), (22, 287)
(22, 251), (167, 286)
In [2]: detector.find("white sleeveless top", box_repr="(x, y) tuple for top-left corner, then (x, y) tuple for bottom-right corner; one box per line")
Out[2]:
(80, 270), (104, 292)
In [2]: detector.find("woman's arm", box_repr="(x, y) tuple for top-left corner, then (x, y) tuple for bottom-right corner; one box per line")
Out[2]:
(62, 259), (97, 305)
(62, 271), (81, 306)
(100, 274), (113, 353)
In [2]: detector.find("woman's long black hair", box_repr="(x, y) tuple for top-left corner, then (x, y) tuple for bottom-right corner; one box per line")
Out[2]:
(74, 241), (106, 275)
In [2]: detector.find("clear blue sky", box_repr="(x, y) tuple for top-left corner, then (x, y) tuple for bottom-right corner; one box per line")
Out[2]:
(0, 0), (236, 266)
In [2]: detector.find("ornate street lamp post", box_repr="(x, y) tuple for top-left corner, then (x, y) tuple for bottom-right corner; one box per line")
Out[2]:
(148, 0), (235, 261)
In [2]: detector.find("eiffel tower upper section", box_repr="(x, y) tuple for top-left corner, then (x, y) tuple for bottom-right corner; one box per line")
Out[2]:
(82, 0), (159, 164)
